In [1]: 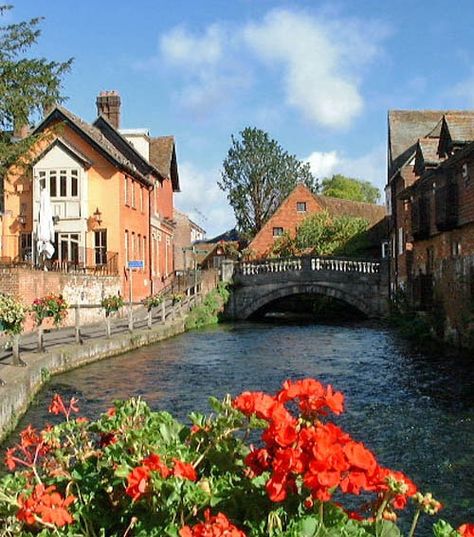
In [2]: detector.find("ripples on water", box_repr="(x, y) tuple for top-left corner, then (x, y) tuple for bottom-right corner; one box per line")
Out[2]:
(9, 322), (474, 532)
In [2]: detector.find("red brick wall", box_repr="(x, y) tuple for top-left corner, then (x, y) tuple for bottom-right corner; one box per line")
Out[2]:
(249, 184), (324, 257)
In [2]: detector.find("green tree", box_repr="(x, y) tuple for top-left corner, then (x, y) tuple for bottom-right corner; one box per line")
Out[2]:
(219, 127), (317, 238)
(0, 5), (72, 175)
(321, 174), (380, 204)
(272, 210), (369, 257)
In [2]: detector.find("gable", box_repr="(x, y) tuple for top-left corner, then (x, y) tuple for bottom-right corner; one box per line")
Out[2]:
(33, 139), (91, 170)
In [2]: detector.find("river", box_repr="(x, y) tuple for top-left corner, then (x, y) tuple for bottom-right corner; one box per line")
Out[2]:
(8, 321), (474, 531)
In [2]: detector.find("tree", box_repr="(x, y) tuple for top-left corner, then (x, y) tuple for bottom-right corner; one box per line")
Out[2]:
(321, 174), (380, 204)
(271, 210), (369, 258)
(219, 127), (317, 238)
(0, 5), (72, 175)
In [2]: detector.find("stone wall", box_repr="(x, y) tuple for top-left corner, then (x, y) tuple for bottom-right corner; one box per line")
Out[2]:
(0, 267), (121, 330)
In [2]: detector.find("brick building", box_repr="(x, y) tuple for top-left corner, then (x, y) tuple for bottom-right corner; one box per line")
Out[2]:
(173, 208), (206, 271)
(248, 183), (386, 258)
(0, 91), (180, 301)
(387, 110), (474, 345)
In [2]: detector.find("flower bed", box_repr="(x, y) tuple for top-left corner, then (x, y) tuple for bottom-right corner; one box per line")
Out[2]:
(0, 378), (472, 536)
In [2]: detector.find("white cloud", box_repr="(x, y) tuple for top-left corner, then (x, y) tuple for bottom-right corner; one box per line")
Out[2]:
(305, 144), (386, 193)
(176, 161), (235, 237)
(452, 76), (474, 107)
(243, 9), (385, 129)
(160, 24), (224, 70)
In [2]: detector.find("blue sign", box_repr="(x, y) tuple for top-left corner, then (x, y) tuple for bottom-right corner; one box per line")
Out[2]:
(128, 260), (144, 269)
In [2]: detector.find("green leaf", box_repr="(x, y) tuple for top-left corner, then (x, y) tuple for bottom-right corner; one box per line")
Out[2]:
(432, 520), (460, 537)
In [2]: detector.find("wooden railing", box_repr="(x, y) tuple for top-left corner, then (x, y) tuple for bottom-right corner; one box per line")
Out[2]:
(0, 288), (203, 385)
(237, 256), (382, 276)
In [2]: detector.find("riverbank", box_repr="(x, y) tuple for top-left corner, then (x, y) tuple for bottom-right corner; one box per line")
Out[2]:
(0, 317), (187, 441)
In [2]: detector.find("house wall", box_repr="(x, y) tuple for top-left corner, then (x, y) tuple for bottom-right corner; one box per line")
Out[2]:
(249, 184), (323, 257)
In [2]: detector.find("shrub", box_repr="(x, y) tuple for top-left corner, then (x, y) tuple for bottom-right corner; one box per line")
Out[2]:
(0, 379), (470, 536)
(31, 293), (68, 327)
(0, 293), (27, 335)
(101, 294), (124, 316)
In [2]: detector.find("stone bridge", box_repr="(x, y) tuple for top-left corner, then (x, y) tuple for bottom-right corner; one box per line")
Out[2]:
(226, 256), (389, 320)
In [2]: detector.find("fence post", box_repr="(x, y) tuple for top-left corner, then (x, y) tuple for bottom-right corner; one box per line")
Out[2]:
(147, 308), (152, 329)
(106, 314), (111, 338)
(37, 325), (44, 352)
(161, 301), (166, 323)
(128, 305), (134, 332)
(12, 333), (25, 366)
(75, 305), (81, 344)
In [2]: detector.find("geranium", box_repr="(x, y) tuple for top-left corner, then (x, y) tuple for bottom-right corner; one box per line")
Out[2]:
(180, 510), (246, 537)
(101, 294), (124, 316)
(0, 380), (464, 536)
(17, 484), (75, 528)
(32, 293), (68, 326)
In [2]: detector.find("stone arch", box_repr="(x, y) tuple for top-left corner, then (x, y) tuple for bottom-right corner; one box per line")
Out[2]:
(239, 282), (373, 319)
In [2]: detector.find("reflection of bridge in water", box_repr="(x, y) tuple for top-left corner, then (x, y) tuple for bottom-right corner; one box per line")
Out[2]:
(226, 256), (389, 320)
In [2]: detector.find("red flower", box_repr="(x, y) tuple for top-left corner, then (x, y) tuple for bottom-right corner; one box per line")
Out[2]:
(125, 466), (150, 501)
(459, 524), (474, 537)
(180, 510), (246, 537)
(17, 484), (75, 528)
(143, 453), (170, 478)
(343, 442), (377, 474)
(233, 391), (276, 420)
(173, 459), (197, 481)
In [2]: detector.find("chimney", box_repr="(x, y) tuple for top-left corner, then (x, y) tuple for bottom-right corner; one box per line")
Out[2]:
(96, 90), (121, 129)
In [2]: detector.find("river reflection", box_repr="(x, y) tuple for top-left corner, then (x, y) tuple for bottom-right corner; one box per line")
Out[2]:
(8, 322), (474, 531)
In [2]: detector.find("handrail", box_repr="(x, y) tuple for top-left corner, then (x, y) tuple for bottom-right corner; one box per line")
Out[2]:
(237, 256), (383, 276)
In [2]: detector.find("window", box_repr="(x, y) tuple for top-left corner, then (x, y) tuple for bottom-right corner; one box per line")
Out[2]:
(131, 232), (136, 259)
(451, 240), (461, 257)
(296, 202), (307, 212)
(124, 176), (129, 206)
(20, 233), (32, 262)
(381, 241), (389, 259)
(39, 169), (79, 198)
(137, 233), (142, 263)
(462, 163), (470, 186)
(273, 227), (284, 237)
(94, 230), (107, 265)
(131, 181), (136, 208)
(140, 186), (144, 213)
(426, 246), (434, 273)
(125, 230), (129, 264)
(398, 227), (404, 255)
(143, 236), (146, 269)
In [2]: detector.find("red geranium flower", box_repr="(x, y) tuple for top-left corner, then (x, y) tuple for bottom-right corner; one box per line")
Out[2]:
(125, 466), (150, 501)
(459, 524), (474, 537)
(173, 459), (197, 481)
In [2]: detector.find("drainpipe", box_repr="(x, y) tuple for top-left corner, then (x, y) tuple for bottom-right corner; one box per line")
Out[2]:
(148, 182), (153, 295)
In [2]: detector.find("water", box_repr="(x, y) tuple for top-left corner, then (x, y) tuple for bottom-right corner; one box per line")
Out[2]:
(8, 321), (474, 530)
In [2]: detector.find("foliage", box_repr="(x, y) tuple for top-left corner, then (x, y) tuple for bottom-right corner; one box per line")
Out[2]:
(0, 293), (27, 335)
(271, 210), (369, 258)
(143, 293), (165, 311)
(31, 293), (68, 327)
(0, 5), (72, 176)
(219, 127), (317, 238)
(101, 294), (124, 316)
(172, 292), (185, 304)
(185, 283), (230, 330)
(321, 174), (380, 204)
(1, 379), (469, 536)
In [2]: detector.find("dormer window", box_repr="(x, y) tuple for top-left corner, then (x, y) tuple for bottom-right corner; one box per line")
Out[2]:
(38, 169), (79, 198)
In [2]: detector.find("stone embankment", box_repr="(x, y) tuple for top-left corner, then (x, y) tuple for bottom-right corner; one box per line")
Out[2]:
(0, 316), (187, 442)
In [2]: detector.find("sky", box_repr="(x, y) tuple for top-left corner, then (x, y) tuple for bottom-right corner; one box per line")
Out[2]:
(10, 0), (474, 236)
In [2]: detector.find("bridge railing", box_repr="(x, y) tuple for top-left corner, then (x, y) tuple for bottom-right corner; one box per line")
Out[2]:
(237, 256), (383, 276)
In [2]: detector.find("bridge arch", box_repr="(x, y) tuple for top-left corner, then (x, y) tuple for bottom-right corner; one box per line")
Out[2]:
(239, 282), (373, 320)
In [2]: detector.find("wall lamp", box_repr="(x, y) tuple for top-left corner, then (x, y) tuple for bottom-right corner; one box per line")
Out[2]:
(93, 207), (102, 226)
(17, 211), (26, 228)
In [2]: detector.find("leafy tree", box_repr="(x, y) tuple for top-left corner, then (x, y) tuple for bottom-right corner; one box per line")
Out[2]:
(0, 5), (72, 175)
(271, 210), (369, 257)
(321, 174), (380, 204)
(219, 127), (317, 238)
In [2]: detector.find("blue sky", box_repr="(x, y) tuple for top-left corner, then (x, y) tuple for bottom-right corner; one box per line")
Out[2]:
(11, 0), (474, 236)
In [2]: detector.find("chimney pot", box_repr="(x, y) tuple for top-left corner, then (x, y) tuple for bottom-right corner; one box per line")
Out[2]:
(96, 90), (121, 129)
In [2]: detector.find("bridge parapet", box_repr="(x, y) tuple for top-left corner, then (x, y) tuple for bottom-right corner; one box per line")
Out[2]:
(237, 256), (383, 277)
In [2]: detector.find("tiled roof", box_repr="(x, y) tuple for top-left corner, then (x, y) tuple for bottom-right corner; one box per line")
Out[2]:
(317, 195), (386, 225)
(149, 136), (174, 177)
(443, 112), (474, 143)
(33, 106), (150, 184)
(418, 137), (443, 165)
(388, 110), (447, 179)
